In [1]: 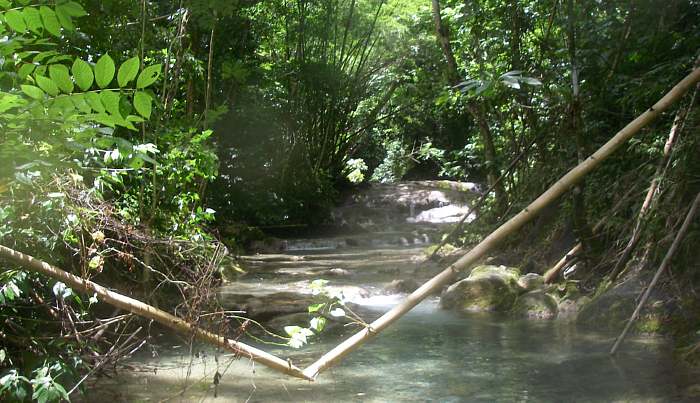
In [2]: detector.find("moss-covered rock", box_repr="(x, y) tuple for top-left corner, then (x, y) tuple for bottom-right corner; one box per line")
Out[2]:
(517, 273), (544, 291)
(440, 265), (522, 312)
(577, 272), (670, 333)
(512, 290), (558, 319)
(557, 296), (590, 320)
(469, 265), (521, 282)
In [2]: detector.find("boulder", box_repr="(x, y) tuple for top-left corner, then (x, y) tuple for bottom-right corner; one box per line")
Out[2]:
(517, 273), (544, 291)
(221, 291), (314, 321)
(384, 278), (421, 294)
(512, 290), (558, 319)
(469, 264), (521, 282)
(577, 268), (670, 333)
(440, 265), (522, 312)
(557, 296), (590, 320)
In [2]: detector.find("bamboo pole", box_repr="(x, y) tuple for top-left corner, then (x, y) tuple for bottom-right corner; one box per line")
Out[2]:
(547, 58), (700, 284)
(608, 106), (688, 282)
(0, 244), (313, 381)
(610, 191), (700, 355)
(302, 66), (700, 380)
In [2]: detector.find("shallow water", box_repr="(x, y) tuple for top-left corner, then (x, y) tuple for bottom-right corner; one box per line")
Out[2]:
(83, 182), (697, 402)
(87, 298), (695, 402)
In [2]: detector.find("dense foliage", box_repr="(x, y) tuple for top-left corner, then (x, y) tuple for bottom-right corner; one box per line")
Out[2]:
(1, 0), (699, 400)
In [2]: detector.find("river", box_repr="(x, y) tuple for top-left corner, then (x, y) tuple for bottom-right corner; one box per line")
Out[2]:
(83, 182), (698, 402)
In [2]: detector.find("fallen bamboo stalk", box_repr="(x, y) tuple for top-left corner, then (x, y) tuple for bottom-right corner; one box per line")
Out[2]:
(302, 66), (700, 380)
(610, 191), (700, 355)
(0, 244), (313, 381)
(547, 60), (700, 284)
(608, 104), (689, 282)
(543, 184), (638, 283)
(428, 133), (538, 260)
(543, 179), (642, 283)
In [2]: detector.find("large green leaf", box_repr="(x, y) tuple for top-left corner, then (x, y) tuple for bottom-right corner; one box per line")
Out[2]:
(100, 90), (121, 117)
(0, 93), (25, 112)
(69, 93), (91, 114)
(39, 6), (61, 37)
(4, 10), (27, 33)
(21, 84), (44, 99)
(22, 7), (42, 34)
(85, 92), (105, 113)
(136, 64), (161, 89)
(93, 113), (116, 128)
(71, 58), (93, 91)
(17, 63), (35, 79)
(59, 1), (87, 17)
(94, 54), (115, 89)
(133, 91), (152, 119)
(49, 64), (73, 94)
(55, 5), (75, 31)
(35, 75), (59, 96)
(117, 57), (140, 87)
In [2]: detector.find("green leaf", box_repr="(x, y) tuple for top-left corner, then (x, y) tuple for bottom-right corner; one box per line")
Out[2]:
(33, 50), (58, 63)
(117, 56), (140, 87)
(85, 92), (104, 113)
(54, 5), (74, 31)
(0, 93), (25, 112)
(35, 75), (59, 96)
(310, 316), (326, 332)
(100, 90), (121, 117)
(49, 64), (73, 93)
(22, 7), (42, 34)
(136, 64), (161, 89)
(0, 1), (11, 10)
(50, 96), (75, 114)
(126, 114), (145, 123)
(308, 303), (324, 313)
(18, 63), (35, 79)
(21, 84), (44, 99)
(69, 93), (91, 113)
(39, 6), (61, 37)
(93, 113), (115, 127)
(94, 54), (115, 89)
(71, 58), (93, 91)
(133, 91), (152, 119)
(60, 1), (87, 17)
(4, 10), (27, 33)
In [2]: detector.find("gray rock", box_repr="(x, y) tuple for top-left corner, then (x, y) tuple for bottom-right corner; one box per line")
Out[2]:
(440, 265), (522, 312)
(577, 267), (670, 333)
(517, 273), (544, 291)
(222, 291), (314, 321)
(384, 278), (421, 294)
(557, 296), (590, 320)
(512, 290), (558, 319)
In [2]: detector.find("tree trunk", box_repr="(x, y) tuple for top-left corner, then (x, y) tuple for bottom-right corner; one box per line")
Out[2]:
(302, 66), (700, 380)
(0, 244), (312, 381)
(567, 0), (590, 264)
(431, 0), (506, 212)
(431, 0), (459, 84)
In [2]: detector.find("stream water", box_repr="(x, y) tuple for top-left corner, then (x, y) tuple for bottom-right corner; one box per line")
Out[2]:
(84, 182), (697, 402)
